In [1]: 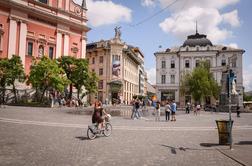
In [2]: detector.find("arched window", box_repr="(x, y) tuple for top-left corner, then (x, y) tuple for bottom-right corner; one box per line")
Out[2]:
(38, 45), (44, 57)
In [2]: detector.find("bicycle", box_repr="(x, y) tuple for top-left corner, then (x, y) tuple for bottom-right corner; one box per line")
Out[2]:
(87, 114), (112, 140)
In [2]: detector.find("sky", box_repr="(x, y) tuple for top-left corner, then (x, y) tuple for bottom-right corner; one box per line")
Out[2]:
(75, 0), (252, 92)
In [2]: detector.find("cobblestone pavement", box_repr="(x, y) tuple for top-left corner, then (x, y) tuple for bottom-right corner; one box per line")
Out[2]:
(0, 106), (252, 166)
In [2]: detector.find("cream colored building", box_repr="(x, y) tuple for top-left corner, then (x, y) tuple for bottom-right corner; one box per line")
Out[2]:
(86, 28), (145, 104)
(155, 31), (245, 107)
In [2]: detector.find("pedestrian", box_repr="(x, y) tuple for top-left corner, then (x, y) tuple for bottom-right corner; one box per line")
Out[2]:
(165, 101), (171, 121)
(134, 99), (141, 119)
(195, 104), (201, 115)
(185, 102), (191, 114)
(155, 101), (161, 121)
(171, 100), (177, 121)
(236, 104), (241, 117)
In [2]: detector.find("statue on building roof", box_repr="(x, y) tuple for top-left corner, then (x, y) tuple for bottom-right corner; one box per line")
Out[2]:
(114, 26), (121, 39)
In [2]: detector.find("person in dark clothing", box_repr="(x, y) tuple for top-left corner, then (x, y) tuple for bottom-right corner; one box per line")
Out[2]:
(236, 104), (241, 117)
(92, 101), (108, 129)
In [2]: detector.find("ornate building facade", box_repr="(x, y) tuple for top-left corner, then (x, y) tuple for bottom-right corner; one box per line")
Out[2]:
(0, 0), (89, 74)
(155, 31), (244, 107)
(86, 28), (146, 104)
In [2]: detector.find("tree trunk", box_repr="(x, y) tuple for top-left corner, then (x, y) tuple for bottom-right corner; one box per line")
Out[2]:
(40, 87), (47, 102)
(12, 84), (17, 103)
(69, 84), (73, 99)
(77, 87), (80, 100)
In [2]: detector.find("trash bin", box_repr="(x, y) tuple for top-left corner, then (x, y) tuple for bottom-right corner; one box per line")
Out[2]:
(216, 120), (233, 145)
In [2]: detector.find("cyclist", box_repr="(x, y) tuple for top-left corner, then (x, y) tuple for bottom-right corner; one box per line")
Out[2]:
(92, 101), (108, 130)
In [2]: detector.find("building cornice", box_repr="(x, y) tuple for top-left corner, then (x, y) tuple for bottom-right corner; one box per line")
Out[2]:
(0, 0), (90, 32)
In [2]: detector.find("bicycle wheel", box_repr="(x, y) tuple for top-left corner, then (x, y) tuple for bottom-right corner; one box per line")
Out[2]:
(87, 128), (96, 140)
(103, 123), (112, 137)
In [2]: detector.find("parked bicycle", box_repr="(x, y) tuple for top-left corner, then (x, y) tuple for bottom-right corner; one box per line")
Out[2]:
(87, 114), (112, 140)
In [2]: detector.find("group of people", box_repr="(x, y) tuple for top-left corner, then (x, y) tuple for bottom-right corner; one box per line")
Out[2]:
(185, 102), (201, 115)
(131, 99), (142, 119)
(49, 91), (83, 108)
(155, 100), (177, 122)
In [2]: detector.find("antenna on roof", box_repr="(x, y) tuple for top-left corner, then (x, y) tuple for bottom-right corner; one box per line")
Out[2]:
(196, 20), (198, 34)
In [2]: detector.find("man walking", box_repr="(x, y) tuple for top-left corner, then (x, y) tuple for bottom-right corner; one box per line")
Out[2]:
(155, 101), (161, 121)
(171, 100), (177, 121)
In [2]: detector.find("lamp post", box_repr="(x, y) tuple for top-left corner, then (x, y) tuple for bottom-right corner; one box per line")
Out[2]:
(227, 65), (233, 150)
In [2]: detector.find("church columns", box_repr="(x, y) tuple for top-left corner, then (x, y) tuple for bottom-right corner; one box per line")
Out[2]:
(63, 34), (69, 56)
(81, 35), (86, 58)
(19, 22), (27, 67)
(56, 31), (62, 59)
(8, 19), (17, 59)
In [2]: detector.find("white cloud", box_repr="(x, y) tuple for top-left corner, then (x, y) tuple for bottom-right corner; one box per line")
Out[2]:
(75, 0), (132, 27)
(157, 0), (240, 43)
(228, 43), (238, 48)
(222, 10), (240, 27)
(146, 67), (156, 85)
(141, 0), (156, 7)
(244, 65), (252, 92)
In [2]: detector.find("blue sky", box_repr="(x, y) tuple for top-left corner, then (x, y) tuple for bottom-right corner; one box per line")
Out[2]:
(75, 0), (252, 91)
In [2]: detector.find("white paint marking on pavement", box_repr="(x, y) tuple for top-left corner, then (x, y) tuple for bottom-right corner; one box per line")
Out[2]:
(0, 117), (252, 131)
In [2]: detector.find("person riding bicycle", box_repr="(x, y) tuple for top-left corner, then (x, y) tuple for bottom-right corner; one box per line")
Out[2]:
(92, 101), (108, 130)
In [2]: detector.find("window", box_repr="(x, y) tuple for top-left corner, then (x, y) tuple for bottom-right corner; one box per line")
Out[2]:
(195, 60), (200, 67)
(221, 59), (226, 66)
(49, 47), (54, 59)
(185, 60), (190, 68)
(171, 60), (175, 68)
(38, 0), (48, 4)
(161, 75), (166, 84)
(99, 56), (103, 63)
(38, 45), (44, 57)
(92, 57), (95, 64)
(161, 60), (166, 69)
(98, 80), (103, 89)
(92, 69), (95, 73)
(231, 58), (236, 68)
(206, 60), (211, 67)
(27, 42), (33, 56)
(87, 58), (89, 64)
(99, 68), (103, 75)
(171, 75), (175, 84)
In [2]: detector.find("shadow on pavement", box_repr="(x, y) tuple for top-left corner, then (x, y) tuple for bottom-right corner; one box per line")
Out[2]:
(235, 141), (252, 145)
(200, 143), (222, 147)
(161, 143), (229, 154)
(75, 136), (90, 140)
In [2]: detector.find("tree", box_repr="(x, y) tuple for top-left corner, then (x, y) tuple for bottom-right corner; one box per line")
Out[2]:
(85, 71), (98, 96)
(70, 58), (89, 99)
(0, 58), (9, 104)
(6, 55), (26, 103)
(28, 57), (70, 102)
(57, 56), (75, 99)
(180, 61), (220, 104)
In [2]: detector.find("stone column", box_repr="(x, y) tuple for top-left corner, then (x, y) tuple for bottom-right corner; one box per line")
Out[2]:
(56, 31), (62, 59)
(8, 19), (17, 59)
(19, 22), (27, 67)
(63, 34), (69, 56)
(65, 0), (69, 11)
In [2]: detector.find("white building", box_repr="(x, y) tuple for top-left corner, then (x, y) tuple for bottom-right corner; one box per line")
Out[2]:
(155, 31), (245, 107)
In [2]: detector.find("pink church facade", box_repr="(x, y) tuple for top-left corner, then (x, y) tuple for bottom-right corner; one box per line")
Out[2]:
(0, 0), (89, 74)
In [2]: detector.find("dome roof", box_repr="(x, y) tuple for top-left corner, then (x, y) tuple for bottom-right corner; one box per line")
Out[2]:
(182, 32), (212, 47)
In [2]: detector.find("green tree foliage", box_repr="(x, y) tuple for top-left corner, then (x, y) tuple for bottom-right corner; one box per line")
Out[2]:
(85, 71), (98, 96)
(7, 55), (26, 103)
(28, 57), (69, 102)
(180, 61), (221, 104)
(58, 56), (98, 100)
(0, 58), (9, 104)
(57, 56), (75, 99)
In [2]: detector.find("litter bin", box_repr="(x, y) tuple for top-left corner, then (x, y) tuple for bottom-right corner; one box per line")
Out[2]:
(216, 120), (233, 145)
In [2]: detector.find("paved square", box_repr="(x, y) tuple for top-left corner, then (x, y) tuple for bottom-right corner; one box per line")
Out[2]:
(0, 106), (251, 166)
